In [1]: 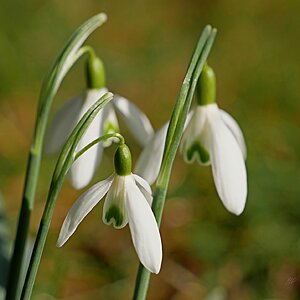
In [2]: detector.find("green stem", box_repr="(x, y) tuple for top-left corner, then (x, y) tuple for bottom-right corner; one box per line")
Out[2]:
(75, 133), (125, 160)
(78, 45), (97, 58)
(5, 14), (107, 300)
(20, 93), (113, 300)
(133, 265), (151, 300)
(5, 151), (40, 299)
(132, 26), (217, 300)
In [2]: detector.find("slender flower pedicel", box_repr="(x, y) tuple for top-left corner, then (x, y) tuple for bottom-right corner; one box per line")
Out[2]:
(57, 143), (162, 274)
(137, 64), (247, 215)
(46, 53), (154, 189)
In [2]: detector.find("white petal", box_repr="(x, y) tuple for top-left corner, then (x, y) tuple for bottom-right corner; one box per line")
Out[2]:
(133, 174), (153, 205)
(68, 89), (108, 189)
(134, 123), (168, 185)
(57, 174), (114, 247)
(220, 109), (247, 159)
(113, 95), (154, 146)
(125, 176), (162, 274)
(183, 110), (194, 131)
(102, 175), (128, 228)
(101, 102), (120, 147)
(208, 110), (247, 215)
(45, 96), (83, 154)
(180, 106), (211, 165)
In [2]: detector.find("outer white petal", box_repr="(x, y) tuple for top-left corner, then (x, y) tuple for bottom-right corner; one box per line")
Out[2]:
(220, 109), (247, 159)
(134, 123), (168, 185)
(102, 175), (128, 228)
(101, 102), (120, 147)
(125, 176), (162, 274)
(208, 108), (247, 215)
(45, 96), (83, 154)
(69, 88), (108, 189)
(113, 95), (154, 146)
(56, 174), (114, 247)
(133, 174), (153, 205)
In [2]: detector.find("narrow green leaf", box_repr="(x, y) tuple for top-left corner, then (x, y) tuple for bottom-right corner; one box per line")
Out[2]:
(21, 92), (113, 300)
(132, 26), (217, 300)
(6, 13), (107, 300)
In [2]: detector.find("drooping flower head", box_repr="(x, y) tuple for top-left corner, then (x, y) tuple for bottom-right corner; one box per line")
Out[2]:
(57, 143), (162, 274)
(46, 53), (154, 189)
(136, 64), (248, 215)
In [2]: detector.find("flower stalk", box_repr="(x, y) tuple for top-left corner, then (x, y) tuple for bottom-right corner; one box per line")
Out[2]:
(20, 92), (113, 300)
(5, 13), (107, 300)
(132, 25), (217, 300)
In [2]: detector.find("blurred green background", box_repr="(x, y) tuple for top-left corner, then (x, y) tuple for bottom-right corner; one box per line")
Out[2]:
(1, 0), (300, 299)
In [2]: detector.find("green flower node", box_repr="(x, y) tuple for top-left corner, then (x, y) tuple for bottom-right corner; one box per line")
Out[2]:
(196, 64), (216, 106)
(86, 52), (106, 89)
(114, 144), (132, 176)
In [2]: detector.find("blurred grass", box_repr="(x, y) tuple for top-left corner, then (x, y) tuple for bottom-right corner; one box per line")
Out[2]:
(1, 0), (300, 299)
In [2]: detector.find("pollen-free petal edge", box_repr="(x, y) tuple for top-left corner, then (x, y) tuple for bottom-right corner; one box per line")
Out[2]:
(57, 175), (114, 247)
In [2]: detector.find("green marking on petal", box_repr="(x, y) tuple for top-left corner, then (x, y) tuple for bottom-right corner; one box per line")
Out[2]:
(104, 121), (118, 135)
(105, 205), (124, 227)
(187, 142), (210, 163)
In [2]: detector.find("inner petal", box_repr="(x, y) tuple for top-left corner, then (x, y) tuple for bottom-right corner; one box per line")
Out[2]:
(103, 175), (128, 228)
(105, 205), (125, 227)
(186, 141), (210, 164)
(181, 107), (211, 166)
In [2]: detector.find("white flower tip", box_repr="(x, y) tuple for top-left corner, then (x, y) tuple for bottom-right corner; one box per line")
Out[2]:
(56, 239), (64, 248)
(227, 203), (245, 216)
(221, 192), (247, 216)
(56, 219), (78, 248)
(56, 219), (79, 247)
(151, 258), (162, 274)
(141, 247), (162, 274)
(70, 179), (88, 190)
(99, 12), (108, 23)
(139, 234), (163, 274)
(68, 161), (95, 190)
(56, 233), (68, 248)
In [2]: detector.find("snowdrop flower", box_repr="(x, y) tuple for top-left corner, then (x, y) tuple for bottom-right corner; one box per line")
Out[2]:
(57, 144), (162, 274)
(46, 54), (154, 189)
(136, 64), (247, 215)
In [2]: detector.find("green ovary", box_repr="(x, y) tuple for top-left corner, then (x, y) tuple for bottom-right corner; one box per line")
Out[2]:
(105, 205), (124, 227)
(187, 142), (210, 163)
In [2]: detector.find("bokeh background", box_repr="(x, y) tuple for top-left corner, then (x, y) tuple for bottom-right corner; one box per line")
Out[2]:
(1, 0), (300, 299)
